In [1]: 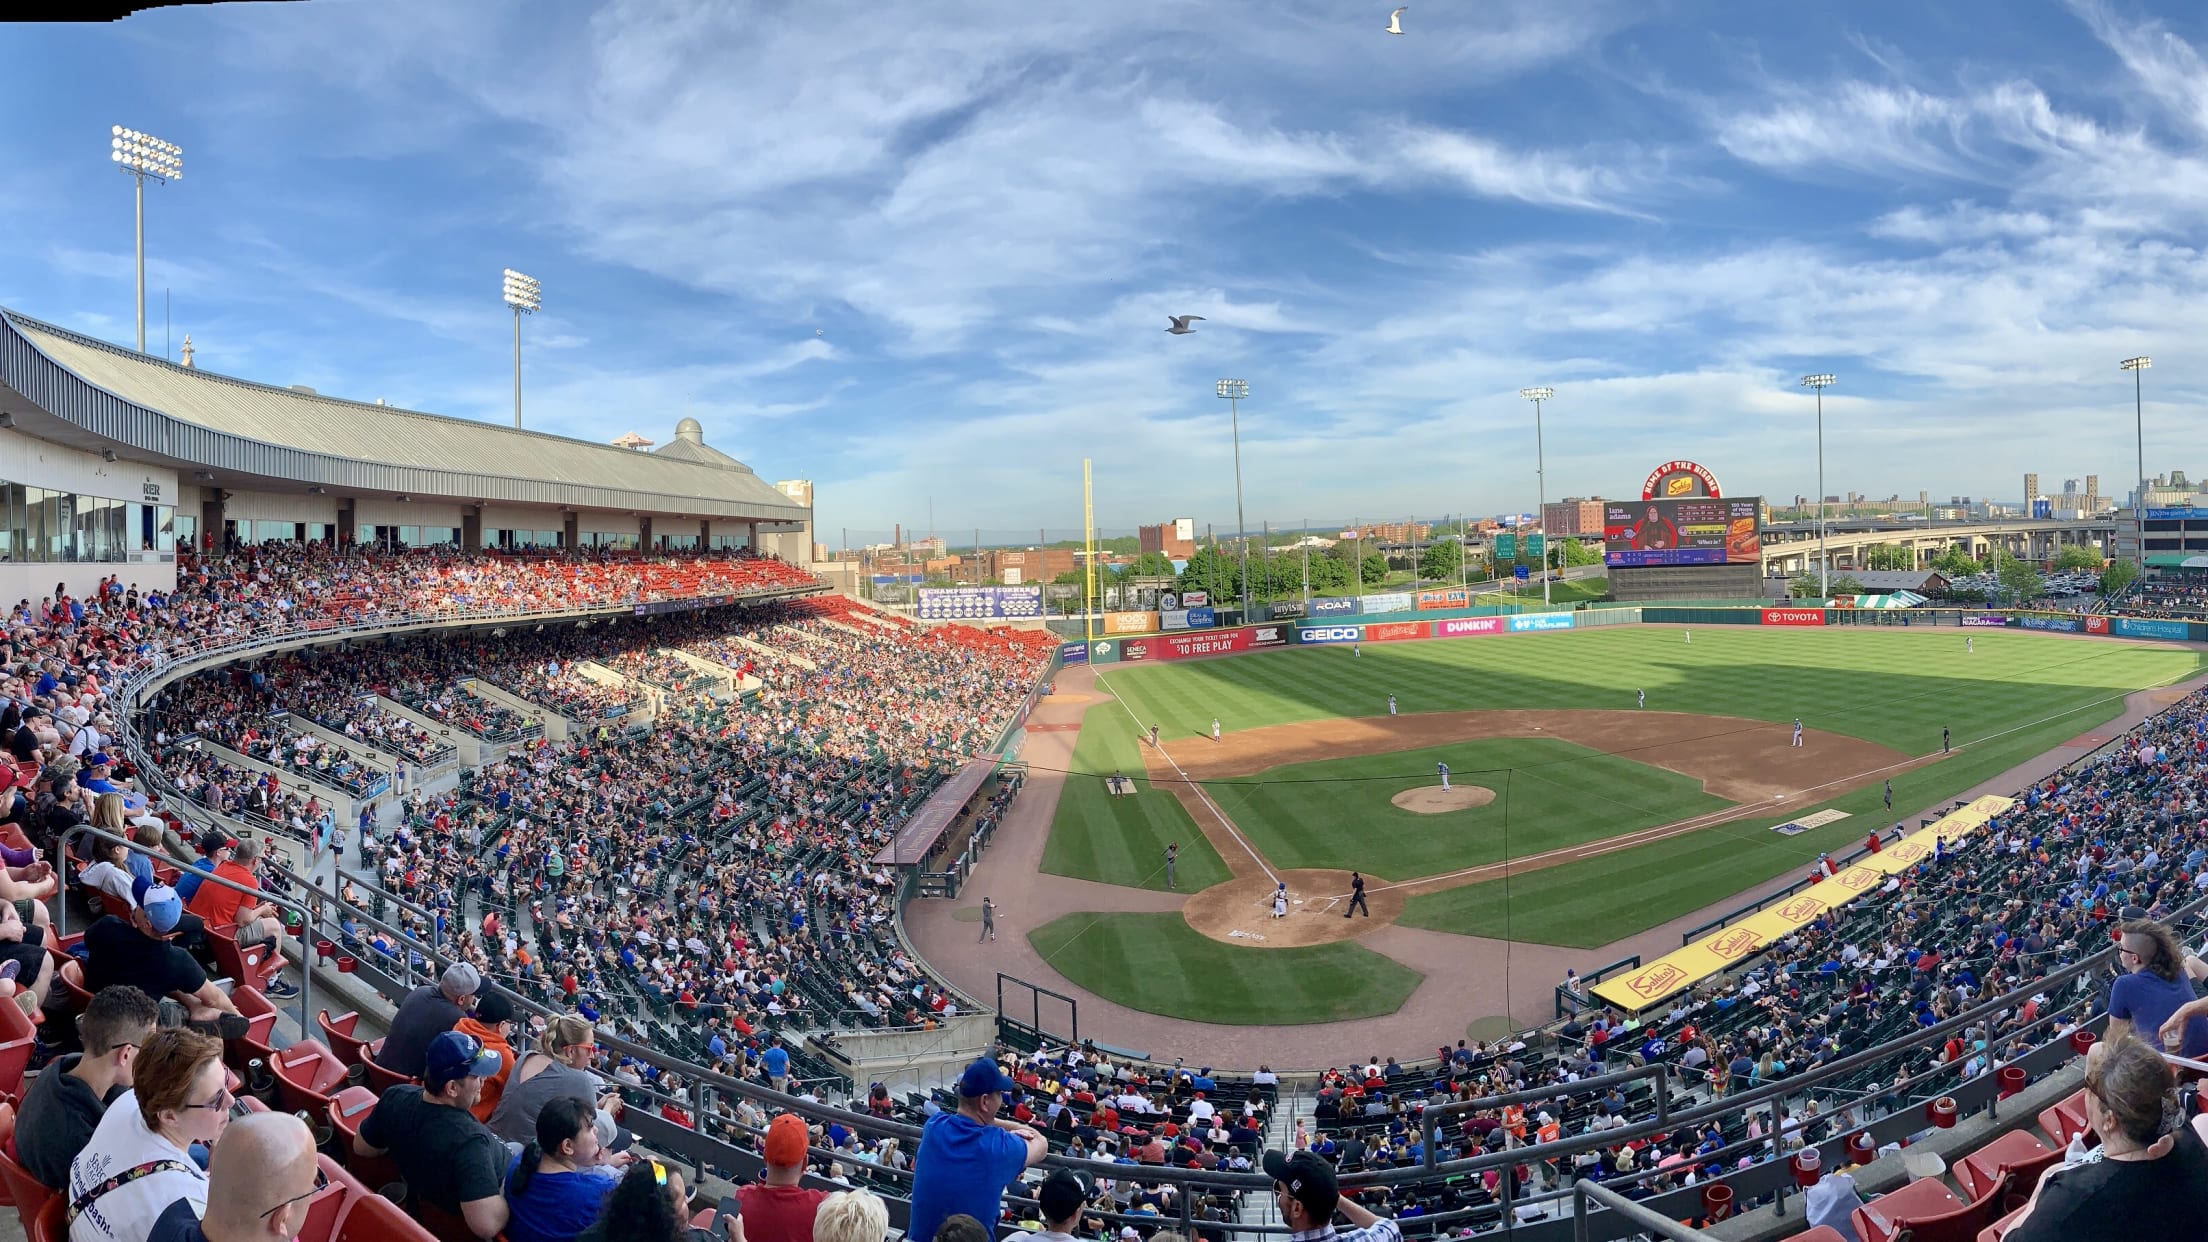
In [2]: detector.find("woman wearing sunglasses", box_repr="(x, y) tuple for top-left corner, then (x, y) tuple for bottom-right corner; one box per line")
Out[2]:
(2003, 1034), (2208, 1241)
(578, 1159), (726, 1242)
(66, 1028), (230, 1242)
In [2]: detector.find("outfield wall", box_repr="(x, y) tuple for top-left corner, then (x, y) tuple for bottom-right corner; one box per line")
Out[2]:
(1060, 605), (2207, 667)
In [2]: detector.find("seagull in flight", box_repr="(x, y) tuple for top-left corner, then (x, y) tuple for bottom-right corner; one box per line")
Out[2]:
(1166, 315), (1206, 335)
(1385, 6), (1406, 34)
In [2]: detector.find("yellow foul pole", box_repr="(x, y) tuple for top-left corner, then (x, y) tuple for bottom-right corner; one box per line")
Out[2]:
(1083, 458), (1097, 643)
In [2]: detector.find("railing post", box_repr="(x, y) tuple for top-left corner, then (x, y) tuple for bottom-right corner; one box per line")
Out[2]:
(1498, 1156), (1514, 1236)
(1655, 1069), (1670, 1125)
(1572, 1183), (1589, 1242)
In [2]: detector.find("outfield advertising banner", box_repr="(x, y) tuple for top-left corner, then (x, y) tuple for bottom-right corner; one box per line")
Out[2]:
(1247, 623), (1290, 648)
(1961, 615), (2012, 628)
(1298, 624), (1363, 645)
(1434, 616), (1508, 638)
(1268, 601), (1307, 619)
(1311, 597), (1358, 617)
(1762, 608), (1827, 627)
(1594, 794), (2013, 1011)
(1604, 497), (1762, 567)
(915, 585), (1044, 620)
(1365, 621), (1425, 642)
(2085, 616), (2110, 635)
(1181, 591), (1210, 607)
(1157, 606), (1217, 631)
(1122, 626), (1277, 662)
(2114, 617), (2191, 641)
(1508, 613), (1575, 632)
(1362, 592), (1414, 615)
(1102, 611), (1159, 635)
(1086, 639), (1121, 664)
(1416, 588), (1471, 611)
(1160, 609), (1194, 631)
(1058, 642), (1089, 665)
(2019, 615), (2082, 633)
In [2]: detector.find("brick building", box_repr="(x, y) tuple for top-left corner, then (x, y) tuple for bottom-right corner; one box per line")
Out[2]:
(1138, 518), (1197, 559)
(1542, 499), (1606, 537)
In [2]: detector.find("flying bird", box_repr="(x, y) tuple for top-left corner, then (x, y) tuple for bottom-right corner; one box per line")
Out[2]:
(1385, 6), (1406, 35)
(1166, 315), (1206, 335)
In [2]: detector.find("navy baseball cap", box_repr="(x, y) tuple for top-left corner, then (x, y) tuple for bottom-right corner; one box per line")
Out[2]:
(957, 1057), (1017, 1098)
(424, 1030), (502, 1088)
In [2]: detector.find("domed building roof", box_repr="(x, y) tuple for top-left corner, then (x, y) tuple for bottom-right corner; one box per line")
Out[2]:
(654, 418), (753, 473)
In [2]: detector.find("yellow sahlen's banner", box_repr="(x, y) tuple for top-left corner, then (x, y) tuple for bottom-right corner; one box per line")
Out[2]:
(1589, 794), (2013, 1013)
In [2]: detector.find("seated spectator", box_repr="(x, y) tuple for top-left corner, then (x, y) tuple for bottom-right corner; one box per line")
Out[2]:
(736, 1114), (825, 1242)
(2107, 921), (2208, 1056)
(17, 985), (159, 1189)
(146, 1112), (320, 1242)
(83, 880), (246, 1033)
(577, 1159), (701, 1242)
(180, 838), (299, 999)
(75, 831), (139, 918)
(375, 961), (482, 1078)
(1004, 1169), (1087, 1242)
(66, 1028), (231, 1242)
(2005, 1035), (2208, 1241)
(489, 1014), (625, 1152)
(1263, 1149), (1398, 1242)
(459, 990), (519, 1123)
(356, 1029), (510, 1241)
(502, 1095), (622, 1242)
(813, 1191), (888, 1242)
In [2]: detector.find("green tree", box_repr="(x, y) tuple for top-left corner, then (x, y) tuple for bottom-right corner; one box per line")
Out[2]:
(1861, 544), (1916, 571)
(1121, 551), (1179, 579)
(1051, 569), (1085, 587)
(1931, 545), (1983, 576)
(1788, 572), (1823, 598)
(1561, 538), (1603, 568)
(1993, 552), (2044, 602)
(1419, 538), (1463, 582)
(2051, 545), (2106, 572)
(1361, 552), (1389, 585)
(1830, 574), (1865, 596)
(2099, 559), (2139, 597)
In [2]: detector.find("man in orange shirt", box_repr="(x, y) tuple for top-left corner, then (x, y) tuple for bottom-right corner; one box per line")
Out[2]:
(184, 838), (298, 998)
(457, 990), (518, 1122)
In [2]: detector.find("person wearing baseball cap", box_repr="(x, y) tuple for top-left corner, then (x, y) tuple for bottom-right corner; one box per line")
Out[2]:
(737, 1113), (829, 1242)
(375, 960), (483, 1078)
(1263, 1149), (1399, 1242)
(1004, 1169), (1090, 1242)
(84, 877), (251, 1037)
(357, 1029), (510, 1240)
(456, 989), (520, 1123)
(905, 1058), (1047, 1242)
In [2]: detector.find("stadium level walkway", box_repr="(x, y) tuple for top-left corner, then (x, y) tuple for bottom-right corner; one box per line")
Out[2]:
(904, 661), (2208, 1069)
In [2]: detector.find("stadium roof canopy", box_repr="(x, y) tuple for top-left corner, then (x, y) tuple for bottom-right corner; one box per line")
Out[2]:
(0, 309), (807, 523)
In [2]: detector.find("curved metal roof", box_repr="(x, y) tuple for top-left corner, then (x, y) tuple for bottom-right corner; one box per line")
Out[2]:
(0, 309), (808, 523)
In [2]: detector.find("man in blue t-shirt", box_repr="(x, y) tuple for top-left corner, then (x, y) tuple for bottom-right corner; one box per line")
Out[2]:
(905, 1057), (1047, 1242)
(2109, 923), (2208, 1056)
(760, 1035), (790, 1090)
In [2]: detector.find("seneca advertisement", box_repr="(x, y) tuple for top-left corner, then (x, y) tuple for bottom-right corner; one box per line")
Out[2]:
(1604, 498), (1762, 568)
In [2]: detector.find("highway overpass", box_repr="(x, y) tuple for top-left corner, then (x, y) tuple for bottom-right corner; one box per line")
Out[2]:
(1757, 517), (2113, 575)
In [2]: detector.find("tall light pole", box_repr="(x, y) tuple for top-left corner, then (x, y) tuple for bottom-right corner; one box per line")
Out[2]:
(1519, 387), (1554, 608)
(1800, 374), (1836, 597)
(502, 269), (542, 428)
(110, 126), (182, 355)
(2121, 356), (2151, 572)
(1216, 379), (1251, 618)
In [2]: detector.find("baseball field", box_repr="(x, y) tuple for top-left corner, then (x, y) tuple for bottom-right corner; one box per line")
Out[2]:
(1025, 624), (2205, 1025)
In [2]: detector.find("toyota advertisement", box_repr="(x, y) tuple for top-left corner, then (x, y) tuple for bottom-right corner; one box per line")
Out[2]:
(1604, 497), (1763, 567)
(1762, 608), (1827, 627)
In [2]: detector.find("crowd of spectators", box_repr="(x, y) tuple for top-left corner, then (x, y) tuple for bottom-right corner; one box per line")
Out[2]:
(2108, 575), (2208, 620)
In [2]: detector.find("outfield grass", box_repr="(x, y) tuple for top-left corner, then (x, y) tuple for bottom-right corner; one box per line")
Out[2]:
(1038, 701), (1234, 891)
(1028, 912), (1422, 1024)
(1095, 627), (2199, 758)
(1211, 737), (1729, 877)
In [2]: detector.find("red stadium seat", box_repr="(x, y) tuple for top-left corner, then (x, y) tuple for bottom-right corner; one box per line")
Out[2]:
(328, 1086), (399, 1189)
(24, 1190), (62, 1242)
(1954, 1130), (2052, 1202)
(295, 1154), (359, 1242)
(0, 999), (36, 1101)
(331, 1187), (439, 1242)
(229, 985), (282, 1070)
(0, 1102), (60, 1231)
(1854, 1173), (2005, 1242)
(2037, 1089), (2092, 1147)
(319, 1009), (374, 1068)
(273, 1041), (350, 1117)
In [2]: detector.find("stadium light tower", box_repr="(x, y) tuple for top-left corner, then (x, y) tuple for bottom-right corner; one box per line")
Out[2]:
(110, 126), (182, 355)
(1800, 374), (1837, 598)
(2121, 356), (2150, 572)
(502, 268), (542, 428)
(1217, 379), (1252, 619)
(1519, 387), (1554, 608)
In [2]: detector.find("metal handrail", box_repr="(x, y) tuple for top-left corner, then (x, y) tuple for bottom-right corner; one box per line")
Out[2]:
(1571, 1180), (1718, 1242)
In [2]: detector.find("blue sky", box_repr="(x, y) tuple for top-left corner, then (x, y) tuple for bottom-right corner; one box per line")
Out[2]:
(5, 0), (2207, 542)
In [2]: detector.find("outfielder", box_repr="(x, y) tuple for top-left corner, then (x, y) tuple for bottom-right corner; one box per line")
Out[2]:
(1966, 636), (1974, 653)
(1388, 694), (1397, 716)
(1211, 717), (1222, 742)
(1684, 629), (1691, 644)
(1637, 689), (1645, 709)
(1165, 842), (1179, 890)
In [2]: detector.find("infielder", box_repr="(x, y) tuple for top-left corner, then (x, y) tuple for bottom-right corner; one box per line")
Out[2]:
(1792, 718), (1804, 748)
(1883, 779), (1892, 811)
(979, 897), (997, 942)
(1271, 881), (1288, 919)
(1150, 723), (1160, 748)
(1637, 689), (1645, 709)
(1388, 694), (1397, 716)
(1211, 717), (1221, 742)
(1164, 842), (1179, 890)
(1438, 762), (1451, 792)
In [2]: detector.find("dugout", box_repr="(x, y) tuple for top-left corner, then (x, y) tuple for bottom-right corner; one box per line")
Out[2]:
(1607, 561), (1764, 601)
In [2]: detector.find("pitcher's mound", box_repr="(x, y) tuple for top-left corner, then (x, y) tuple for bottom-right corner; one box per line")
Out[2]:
(1392, 785), (1495, 813)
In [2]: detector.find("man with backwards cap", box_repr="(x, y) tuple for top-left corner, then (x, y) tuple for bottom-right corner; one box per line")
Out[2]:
(357, 1029), (511, 1241)
(83, 877), (248, 1034)
(906, 1058), (1047, 1242)
(1262, 1149), (1400, 1242)
(376, 959), (484, 1078)
(736, 1113), (828, 1242)
(1003, 1169), (1090, 1242)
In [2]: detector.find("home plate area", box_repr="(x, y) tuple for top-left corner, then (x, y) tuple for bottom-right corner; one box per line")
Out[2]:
(1179, 869), (1406, 947)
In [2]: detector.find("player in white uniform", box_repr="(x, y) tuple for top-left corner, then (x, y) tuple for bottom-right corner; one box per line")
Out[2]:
(1792, 718), (1804, 747)
(1388, 695), (1397, 715)
(1637, 689), (1645, 709)
(1271, 882), (1288, 918)
(1211, 718), (1221, 742)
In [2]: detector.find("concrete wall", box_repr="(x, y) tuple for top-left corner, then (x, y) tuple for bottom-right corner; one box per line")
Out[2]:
(373, 695), (484, 767)
(465, 677), (571, 743)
